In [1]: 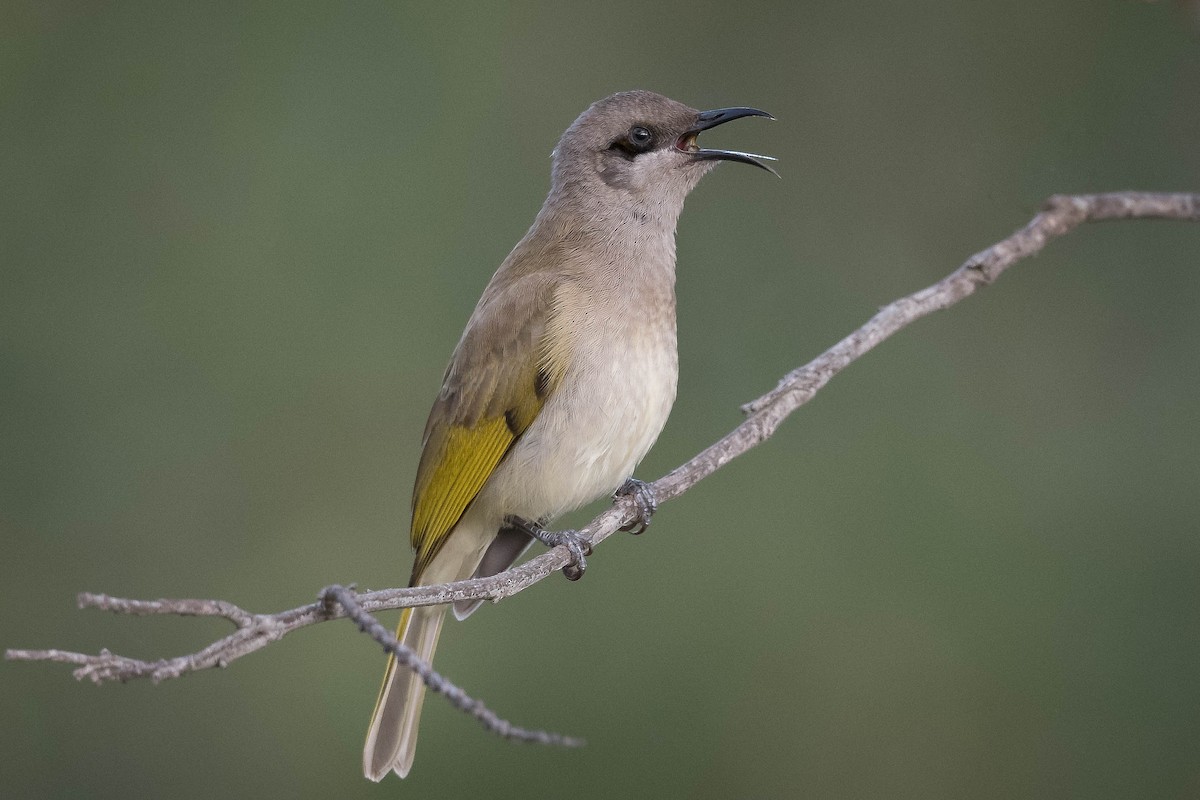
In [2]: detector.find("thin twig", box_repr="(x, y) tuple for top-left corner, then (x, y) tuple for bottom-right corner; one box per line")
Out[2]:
(321, 585), (584, 747)
(7, 191), (1198, 735)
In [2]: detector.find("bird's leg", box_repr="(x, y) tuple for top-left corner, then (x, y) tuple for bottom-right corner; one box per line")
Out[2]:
(504, 515), (592, 581)
(615, 478), (658, 535)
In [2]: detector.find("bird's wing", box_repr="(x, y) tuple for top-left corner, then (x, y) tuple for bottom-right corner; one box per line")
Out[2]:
(409, 274), (569, 580)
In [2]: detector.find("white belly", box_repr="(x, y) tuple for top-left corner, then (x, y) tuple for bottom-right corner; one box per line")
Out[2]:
(476, 324), (677, 524)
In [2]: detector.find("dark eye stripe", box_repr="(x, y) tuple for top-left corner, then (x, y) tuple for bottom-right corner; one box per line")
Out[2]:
(609, 124), (656, 157)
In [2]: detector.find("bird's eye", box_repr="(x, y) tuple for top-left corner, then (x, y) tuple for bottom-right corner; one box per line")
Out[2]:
(628, 126), (654, 150)
(607, 125), (656, 158)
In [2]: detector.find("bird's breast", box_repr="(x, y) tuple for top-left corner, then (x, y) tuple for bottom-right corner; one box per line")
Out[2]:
(482, 308), (678, 523)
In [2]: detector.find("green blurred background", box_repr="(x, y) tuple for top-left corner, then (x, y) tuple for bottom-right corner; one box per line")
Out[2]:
(4, 2), (1199, 797)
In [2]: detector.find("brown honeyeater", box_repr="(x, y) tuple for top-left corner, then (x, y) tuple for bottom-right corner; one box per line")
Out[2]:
(364, 90), (775, 781)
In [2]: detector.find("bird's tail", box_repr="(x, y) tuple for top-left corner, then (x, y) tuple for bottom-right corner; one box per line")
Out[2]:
(362, 604), (447, 781)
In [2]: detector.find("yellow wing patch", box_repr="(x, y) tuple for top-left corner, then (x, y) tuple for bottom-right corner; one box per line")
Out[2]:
(410, 416), (513, 577)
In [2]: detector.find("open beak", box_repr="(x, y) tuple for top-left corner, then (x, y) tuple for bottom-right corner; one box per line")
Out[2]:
(677, 106), (778, 177)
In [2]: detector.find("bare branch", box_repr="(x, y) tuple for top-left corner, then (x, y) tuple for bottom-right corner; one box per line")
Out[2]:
(78, 592), (256, 626)
(7, 191), (1198, 735)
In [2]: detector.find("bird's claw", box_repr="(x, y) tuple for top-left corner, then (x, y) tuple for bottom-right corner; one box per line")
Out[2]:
(552, 529), (592, 581)
(615, 478), (657, 535)
(504, 515), (592, 581)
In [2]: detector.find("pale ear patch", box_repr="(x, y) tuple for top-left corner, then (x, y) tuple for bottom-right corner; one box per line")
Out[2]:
(625, 148), (709, 195)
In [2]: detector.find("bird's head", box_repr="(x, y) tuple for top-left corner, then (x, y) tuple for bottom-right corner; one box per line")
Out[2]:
(549, 90), (775, 212)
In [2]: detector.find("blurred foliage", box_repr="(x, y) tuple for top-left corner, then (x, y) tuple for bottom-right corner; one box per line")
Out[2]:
(3, 1), (1199, 798)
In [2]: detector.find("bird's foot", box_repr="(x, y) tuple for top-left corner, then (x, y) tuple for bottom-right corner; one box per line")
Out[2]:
(504, 515), (592, 581)
(615, 478), (657, 535)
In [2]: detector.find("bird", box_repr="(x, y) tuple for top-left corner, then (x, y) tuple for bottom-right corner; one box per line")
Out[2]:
(363, 90), (775, 781)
